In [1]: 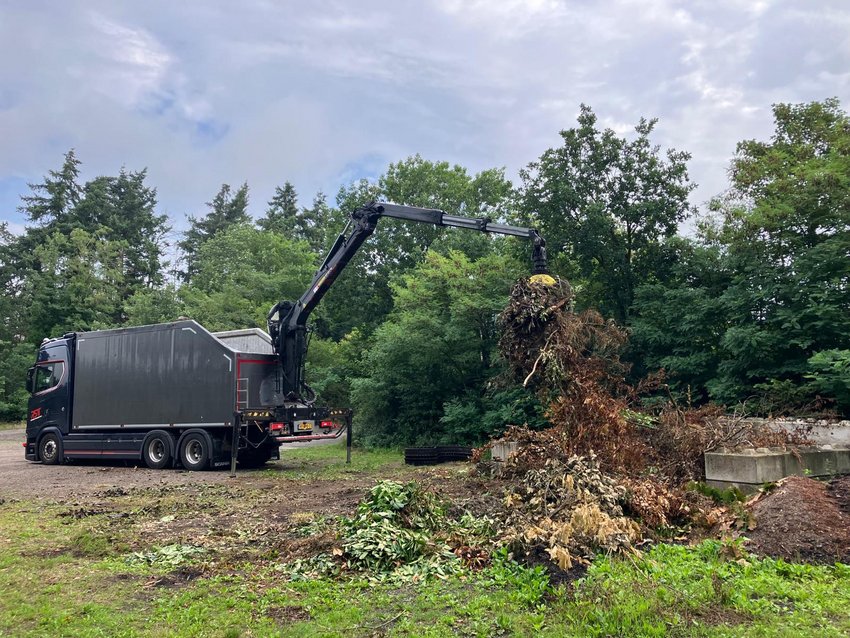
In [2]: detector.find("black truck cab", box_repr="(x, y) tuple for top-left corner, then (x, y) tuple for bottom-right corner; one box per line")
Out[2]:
(24, 336), (73, 462)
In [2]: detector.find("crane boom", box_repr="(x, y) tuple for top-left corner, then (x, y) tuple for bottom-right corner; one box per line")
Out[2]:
(267, 201), (550, 403)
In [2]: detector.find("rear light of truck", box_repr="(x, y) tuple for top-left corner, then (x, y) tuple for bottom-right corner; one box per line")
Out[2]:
(270, 422), (284, 431)
(320, 420), (334, 428)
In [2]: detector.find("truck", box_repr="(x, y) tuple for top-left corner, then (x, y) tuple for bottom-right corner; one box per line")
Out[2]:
(24, 201), (551, 470)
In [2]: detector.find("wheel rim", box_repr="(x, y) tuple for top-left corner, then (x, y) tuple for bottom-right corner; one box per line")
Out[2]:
(149, 439), (166, 463)
(185, 440), (203, 465)
(43, 438), (57, 461)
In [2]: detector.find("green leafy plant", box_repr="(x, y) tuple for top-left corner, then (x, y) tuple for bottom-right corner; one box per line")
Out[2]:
(125, 544), (206, 568)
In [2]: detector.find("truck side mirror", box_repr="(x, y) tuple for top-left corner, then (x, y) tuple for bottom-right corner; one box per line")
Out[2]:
(25, 367), (34, 394)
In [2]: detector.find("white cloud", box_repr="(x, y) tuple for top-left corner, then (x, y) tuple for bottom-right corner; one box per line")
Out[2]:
(0, 0), (847, 232)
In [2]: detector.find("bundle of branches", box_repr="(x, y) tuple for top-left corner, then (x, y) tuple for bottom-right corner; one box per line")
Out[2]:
(498, 454), (641, 570)
(499, 279), (646, 472)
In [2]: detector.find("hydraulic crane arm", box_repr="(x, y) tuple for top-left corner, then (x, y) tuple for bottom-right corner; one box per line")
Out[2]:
(267, 201), (550, 402)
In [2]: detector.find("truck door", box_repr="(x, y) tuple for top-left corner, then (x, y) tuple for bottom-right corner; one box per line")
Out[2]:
(26, 341), (73, 455)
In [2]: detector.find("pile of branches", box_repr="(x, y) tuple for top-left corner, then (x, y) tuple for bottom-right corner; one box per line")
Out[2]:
(499, 279), (646, 474)
(498, 453), (641, 570)
(497, 279), (807, 482)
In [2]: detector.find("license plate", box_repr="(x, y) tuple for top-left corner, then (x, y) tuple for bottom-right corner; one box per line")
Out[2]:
(296, 420), (314, 431)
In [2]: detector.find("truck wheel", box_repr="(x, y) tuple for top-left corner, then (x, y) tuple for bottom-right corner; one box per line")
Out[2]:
(180, 432), (210, 471)
(39, 432), (63, 465)
(142, 431), (174, 469)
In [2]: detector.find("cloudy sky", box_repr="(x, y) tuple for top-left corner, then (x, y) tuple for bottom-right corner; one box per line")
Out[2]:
(1, 0), (848, 235)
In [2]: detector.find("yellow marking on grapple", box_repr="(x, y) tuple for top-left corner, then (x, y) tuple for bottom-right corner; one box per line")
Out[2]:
(529, 273), (557, 285)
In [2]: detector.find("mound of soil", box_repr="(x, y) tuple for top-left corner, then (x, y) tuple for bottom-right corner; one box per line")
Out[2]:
(746, 477), (850, 564)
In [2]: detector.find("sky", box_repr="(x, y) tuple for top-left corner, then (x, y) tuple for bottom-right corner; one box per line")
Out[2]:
(1, 0), (849, 236)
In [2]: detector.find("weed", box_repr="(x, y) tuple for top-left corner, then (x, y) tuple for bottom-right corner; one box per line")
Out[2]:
(126, 544), (207, 567)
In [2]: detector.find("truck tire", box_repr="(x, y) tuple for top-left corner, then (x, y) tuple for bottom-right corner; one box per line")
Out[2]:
(142, 431), (174, 470)
(39, 432), (63, 465)
(179, 431), (210, 471)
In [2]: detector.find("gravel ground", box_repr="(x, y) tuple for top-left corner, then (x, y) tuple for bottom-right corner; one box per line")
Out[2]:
(0, 428), (342, 499)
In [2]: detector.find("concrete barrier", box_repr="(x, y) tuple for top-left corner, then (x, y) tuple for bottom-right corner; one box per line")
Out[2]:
(705, 446), (850, 491)
(491, 441), (519, 462)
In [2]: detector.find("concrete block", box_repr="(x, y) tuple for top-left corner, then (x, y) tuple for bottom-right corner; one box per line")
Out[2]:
(491, 441), (519, 462)
(705, 447), (850, 486)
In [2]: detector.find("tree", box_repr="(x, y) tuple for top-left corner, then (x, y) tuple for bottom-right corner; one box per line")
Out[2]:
(179, 225), (316, 331)
(318, 156), (514, 339)
(18, 149), (82, 231)
(629, 237), (732, 402)
(124, 285), (184, 326)
(0, 223), (33, 419)
(350, 251), (522, 446)
(18, 153), (168, 308)
(707, 99), (850, 407)
(24, 229), (125, 339)
(73, 169), (169, 304)
(518, 105), (695, 322)
(179, 182), (250, 280)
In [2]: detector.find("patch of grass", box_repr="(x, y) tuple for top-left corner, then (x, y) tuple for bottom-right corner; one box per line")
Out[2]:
(0, 421), (23, 431)
(4, 451), (850, 637)
(3, 492), (850, 637)
(272, 440), (404, 479)
(553, 540), (850, 637)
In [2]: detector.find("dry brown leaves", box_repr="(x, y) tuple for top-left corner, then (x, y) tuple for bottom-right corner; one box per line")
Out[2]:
(497, 454), (641, 570)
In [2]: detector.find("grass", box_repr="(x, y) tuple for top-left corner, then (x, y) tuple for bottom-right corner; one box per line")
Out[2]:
(3, 447), (850, 636)
(271, 439), (405, 479)
(0, 420), (23, 431)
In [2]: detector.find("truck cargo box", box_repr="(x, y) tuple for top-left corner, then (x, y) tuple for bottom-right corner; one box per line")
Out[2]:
(71, 320), (278, 431)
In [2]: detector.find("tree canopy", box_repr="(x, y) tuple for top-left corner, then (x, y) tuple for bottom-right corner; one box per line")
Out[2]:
(2, 99), (849, 440)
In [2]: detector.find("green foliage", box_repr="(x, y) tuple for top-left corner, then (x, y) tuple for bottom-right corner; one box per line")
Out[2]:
(807, 349), (850, 412)
(178, 182), (250, 281)
(685, 481), (746, 505)
(179, 224), (316, 331)
(630, 99), (850, 413)
(440, 386), (548, 442)
(18, 149), (82, 228)
(259, 182), (326, 251)
(124, 284), (184, 326)
(319, 155), (515, 339)
(284, 480), (496, 584)
(0, 341), (36, 420)
(25, 228), (126, 337)
(351, 250), (521, 446)
(304, 330), (365, 410)
(572, 540), (850, 637)
(519, 104), (695, 322)
(125, 544), (206, 568)
(706, 99), (850, 407)
(630, 237), (732, 401)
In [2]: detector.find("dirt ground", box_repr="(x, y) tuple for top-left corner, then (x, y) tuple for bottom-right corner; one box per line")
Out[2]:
(7, 426), (850, 570)
(0, 429), (489, 567)
(746, 475), (850, 564)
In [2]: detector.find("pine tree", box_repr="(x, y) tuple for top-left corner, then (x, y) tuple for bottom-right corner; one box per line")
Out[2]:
(178, 182), (250, 280)
(19, 149), (82, 230)
(259, 182), (299, 234)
